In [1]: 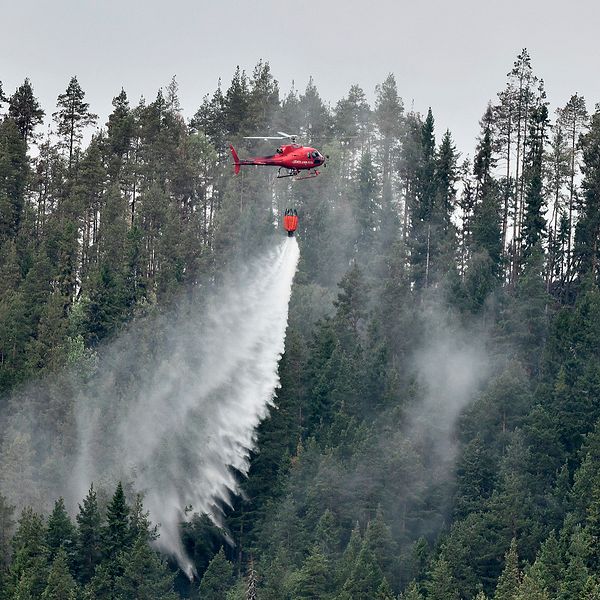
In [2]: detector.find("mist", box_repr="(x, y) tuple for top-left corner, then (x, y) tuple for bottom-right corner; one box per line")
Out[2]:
(0, 236), (299, 577)
(407, 304), (490, 466)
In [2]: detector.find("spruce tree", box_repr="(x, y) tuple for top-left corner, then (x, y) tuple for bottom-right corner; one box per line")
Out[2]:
(494, 538), (521, 600)
(113, 536), (178, 600)
(103, 482), (130, 561)
(341, 540), (384, 600)
(400, 580), (424, 600)
(75, 484), (102, 584)
(293, 544), (332, 599)
(376, 577), (395, 599)
(42, 548), (77, 600)
(559, 526), (591, 600)
(10, 508), (49, 598)
(46, 498), (76, 564)
(425, 556), (459, 600)
(197, 547), (234, 599)
(515, 563), (549, 600)
(0, 493), (15, 572)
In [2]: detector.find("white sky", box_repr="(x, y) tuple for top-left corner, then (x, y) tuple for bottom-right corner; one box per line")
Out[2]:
(2, 0), (600, 158)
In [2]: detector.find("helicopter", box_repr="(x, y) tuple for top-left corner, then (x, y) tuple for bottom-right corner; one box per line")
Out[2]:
(229, 132), (328, 180)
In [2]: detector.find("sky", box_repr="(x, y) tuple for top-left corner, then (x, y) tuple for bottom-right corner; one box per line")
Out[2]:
(2, 0), (600, 158)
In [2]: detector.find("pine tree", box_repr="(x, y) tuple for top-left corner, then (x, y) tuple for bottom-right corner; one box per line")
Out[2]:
(224, 66), (250, 136)
(8, 78), (45, 144)
(334, 84), (371, 151)
(53, 76), (97, 168)
(546, 119), (571, 293)
(106, 88), (135, 177)
(557, 93), (588, 290)
(574, 104), (600, 285)
(521, 83), (549, 260)
(299, 76), (331, 143)
(0, 117), (28, 244)
(248, 60), (280, 132)
(507, 48), (537, 284)
(374, 73), (403, 199)
(353, 150), (378, 251)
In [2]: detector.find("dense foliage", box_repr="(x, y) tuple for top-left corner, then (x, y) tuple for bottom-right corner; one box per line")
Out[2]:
(2, 48), (600, 598)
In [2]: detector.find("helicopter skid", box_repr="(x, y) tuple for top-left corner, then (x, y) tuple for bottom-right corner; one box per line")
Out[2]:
(277, 168), (320, 180)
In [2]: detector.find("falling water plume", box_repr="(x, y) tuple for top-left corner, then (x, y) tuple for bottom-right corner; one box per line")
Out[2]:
(68, 237), (300, 577)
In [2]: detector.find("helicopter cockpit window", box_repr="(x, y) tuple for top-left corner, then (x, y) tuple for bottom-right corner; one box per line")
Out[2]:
(312, 151), (319, 158)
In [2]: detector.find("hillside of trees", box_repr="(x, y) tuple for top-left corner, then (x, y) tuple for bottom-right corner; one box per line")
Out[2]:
(2, 48), (600, 598)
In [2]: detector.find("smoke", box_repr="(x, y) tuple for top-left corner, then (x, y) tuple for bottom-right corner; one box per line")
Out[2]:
(1, 237), (299, 578)
(406, 306), (490, 465)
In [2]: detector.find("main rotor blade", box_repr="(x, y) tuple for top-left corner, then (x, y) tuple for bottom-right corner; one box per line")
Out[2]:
(276, 131), (299, 138)
(244, 136), (285, 140)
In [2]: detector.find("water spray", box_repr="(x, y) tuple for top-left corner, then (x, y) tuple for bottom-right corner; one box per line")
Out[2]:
(67, 237), (300, 576)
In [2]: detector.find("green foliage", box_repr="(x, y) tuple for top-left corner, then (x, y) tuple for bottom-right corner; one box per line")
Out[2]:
(3, 55), (600, 600)
(8, 78), (44, 143)
(494, 539), (521, 600)
(103, 482), (130, 561)
(425, 556), (459, 600)
(76, 484), (102, 584)
(42, 548), (77, 600)
(46, 498), (76, 564)
(114, 536), (178, 600)
(197, 547), (234, 599)
(10, 508), (49, 597)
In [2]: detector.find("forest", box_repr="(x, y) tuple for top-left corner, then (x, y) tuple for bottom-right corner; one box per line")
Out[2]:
(1, 47), (600, 598)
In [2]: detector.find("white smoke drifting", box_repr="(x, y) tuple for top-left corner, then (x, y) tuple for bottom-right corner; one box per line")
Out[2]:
(69, 237), (299, 577)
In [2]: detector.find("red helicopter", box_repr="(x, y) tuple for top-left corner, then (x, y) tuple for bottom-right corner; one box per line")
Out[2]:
(229, 132), (327, 180)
